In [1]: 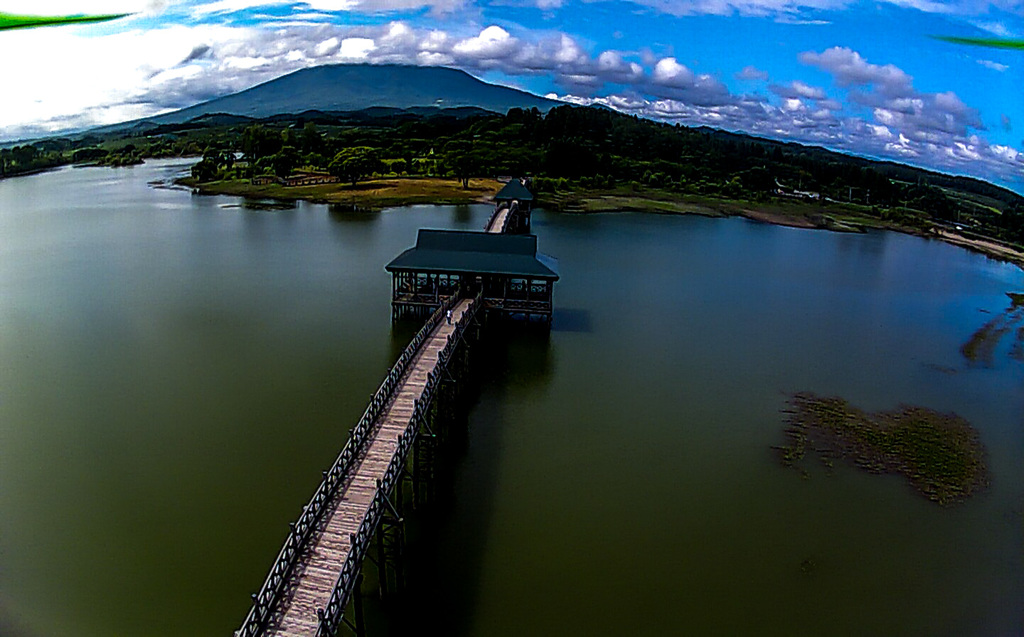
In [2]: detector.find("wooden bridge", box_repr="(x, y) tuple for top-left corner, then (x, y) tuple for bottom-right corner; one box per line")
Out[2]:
(236, 180), (551, 637)
(485, 178), (533, 234)
(237, 291), (481, 637)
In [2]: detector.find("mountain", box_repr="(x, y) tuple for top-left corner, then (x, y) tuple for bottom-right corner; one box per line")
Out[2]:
(117, 64), (562, 131)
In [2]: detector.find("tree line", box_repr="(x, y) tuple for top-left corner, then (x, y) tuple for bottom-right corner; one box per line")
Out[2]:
(5, 104), (1023, 242)
(188, 105), (1024, 242)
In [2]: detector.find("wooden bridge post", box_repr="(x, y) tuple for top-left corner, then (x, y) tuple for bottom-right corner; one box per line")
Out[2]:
(352, 573), (366, 637)
(411, 439), (420, 510)
(375, 522), (388, 599)
(413, 415), (436, 507)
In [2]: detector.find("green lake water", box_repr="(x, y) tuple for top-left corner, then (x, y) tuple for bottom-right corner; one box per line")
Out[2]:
(1, 159), (1021, 636)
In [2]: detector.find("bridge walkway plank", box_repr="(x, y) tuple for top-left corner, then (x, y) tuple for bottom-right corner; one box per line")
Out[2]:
(264, 298), (474, 637)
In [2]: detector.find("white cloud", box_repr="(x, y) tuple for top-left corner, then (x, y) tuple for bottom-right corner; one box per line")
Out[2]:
(0, 21), (606, 136)
(798, 46), (990, 165)
(623, 0), (849, 17)
(452, 25), (517, 59)
(554, 34), (585, 64)
(972, 20), (1012, 36)
(0, 23), (249, 135)
(652, 57), (695, 86)
(771, 79), (827, 100)
(596, 51), (644, 83)
(314, 36), (340, 56)
(187, 0), (464, 17)
(782, 97), (804, 112)
(338, 37), (375, 58)
(735, 65), (769, 81)
(189, 0), (281, 16)
(978, 59), (1009, 71)
(799, 46), (912, 95)
(315, 0), (466, 11)
(617, 0), (1024, 18)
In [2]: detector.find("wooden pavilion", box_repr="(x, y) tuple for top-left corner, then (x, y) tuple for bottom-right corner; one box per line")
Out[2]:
(386, 229), (558, 321)
(494, 179), (534, 212)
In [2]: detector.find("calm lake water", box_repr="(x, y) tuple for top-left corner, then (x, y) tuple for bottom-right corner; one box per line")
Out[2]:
(1, 159), (1022, 636)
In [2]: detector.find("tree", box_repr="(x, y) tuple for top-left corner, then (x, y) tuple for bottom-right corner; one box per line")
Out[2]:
(241, 124), (283, 161)
(740, 166), (773, 193)
(300, 122), (324, 155)
(271, 146), (301, 178)
(191, 158), (219, 182)
(442, 141), (479, 188)
(389, 159), (407, 175)
(328, 147), (382, 186)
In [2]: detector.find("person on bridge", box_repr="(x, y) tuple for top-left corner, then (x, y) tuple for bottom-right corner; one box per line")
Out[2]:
(446, 309), (452, 324)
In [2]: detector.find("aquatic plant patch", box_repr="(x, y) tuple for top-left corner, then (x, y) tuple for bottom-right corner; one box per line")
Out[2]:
(776, 393), (989, 506)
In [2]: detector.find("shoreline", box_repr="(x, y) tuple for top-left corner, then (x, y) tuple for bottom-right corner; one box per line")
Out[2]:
(181, 176), (1024, 271)
(177, 175), (501, 210)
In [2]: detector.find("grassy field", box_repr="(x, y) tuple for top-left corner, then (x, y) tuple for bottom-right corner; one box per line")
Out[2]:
(180, 176), (502, 209)
(551, 187), (890, 230)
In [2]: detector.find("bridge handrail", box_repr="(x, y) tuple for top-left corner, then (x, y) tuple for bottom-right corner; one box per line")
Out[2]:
(314, 292), (482, 637)
(485, 200), (518, 233)
(484, 201), (509, 231)
(500, 201), (517, 233)
(235, 291), (466, 637)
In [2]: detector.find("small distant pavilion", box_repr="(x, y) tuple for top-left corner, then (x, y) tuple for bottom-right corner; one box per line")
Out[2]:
(385, 229), (558, 321)
(494, 179), (534, 212)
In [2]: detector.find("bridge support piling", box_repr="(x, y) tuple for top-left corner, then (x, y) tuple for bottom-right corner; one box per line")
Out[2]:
(411, 440), (420, 510)
(378, 511), (406, 597)
(338, 573), (366, 637)
(413, 425), (436, 507)
(375, 523), (388, 599)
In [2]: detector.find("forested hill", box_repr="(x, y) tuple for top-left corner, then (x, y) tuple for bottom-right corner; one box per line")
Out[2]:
(4, 104), (1023, 242)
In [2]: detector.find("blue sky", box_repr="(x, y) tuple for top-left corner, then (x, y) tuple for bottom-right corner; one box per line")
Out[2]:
(1, 0), (1021, 190)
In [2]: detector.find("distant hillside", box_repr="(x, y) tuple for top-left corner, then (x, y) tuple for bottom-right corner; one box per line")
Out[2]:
(99, 64), (561, 134)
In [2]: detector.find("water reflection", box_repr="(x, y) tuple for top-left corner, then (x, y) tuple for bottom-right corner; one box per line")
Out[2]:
(451, 203), (474, 226)
(329, 205), (381, 224)
(241, 199), (296, 211)
(2, 162), (1023, 637)
(551, 308), (593, 333)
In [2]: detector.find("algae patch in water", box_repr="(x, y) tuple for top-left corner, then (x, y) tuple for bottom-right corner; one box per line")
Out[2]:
(776, 393), (989, 506)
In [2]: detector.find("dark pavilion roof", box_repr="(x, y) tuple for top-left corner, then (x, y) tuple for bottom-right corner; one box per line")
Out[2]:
(386, 229), (559, 280)
(494, 179), (534, 201)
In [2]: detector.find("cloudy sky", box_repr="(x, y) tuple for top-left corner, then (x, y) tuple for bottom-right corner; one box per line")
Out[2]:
(1, 0), (1021, 190)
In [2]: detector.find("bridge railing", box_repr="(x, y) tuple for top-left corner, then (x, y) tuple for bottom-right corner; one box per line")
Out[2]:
(484, 201), (509, 231)
(315, 290), (483, 637)
(236, 290), (467, 637)
(485, 200), (518, 234)
(498, 202), (512, 233)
